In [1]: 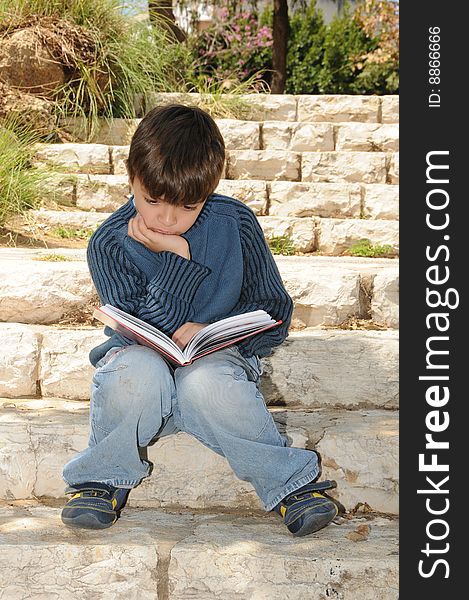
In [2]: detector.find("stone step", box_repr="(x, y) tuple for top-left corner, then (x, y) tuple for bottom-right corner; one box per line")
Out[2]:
(45, 174), (399, 220)
(1, 323), (398, 407)
(0, 249), (399, 328)
(62, 115), (398, 152)
(139, 92), (399, 124)
(0, 503), (399, 599)
(24, 208), (399, 255)
(0, 399), (399, 513)
(33, 144), (399, 185)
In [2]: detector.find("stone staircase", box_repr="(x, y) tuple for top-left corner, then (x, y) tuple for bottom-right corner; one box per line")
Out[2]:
(0, 94), (399, 598)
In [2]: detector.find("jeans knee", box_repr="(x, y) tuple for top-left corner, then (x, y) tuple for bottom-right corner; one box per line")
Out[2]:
(91, 346), (174, 421)
(175, 360), (271, 439)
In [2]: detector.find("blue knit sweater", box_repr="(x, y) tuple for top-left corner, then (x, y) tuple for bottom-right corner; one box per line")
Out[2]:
(87, 193), (293, 366)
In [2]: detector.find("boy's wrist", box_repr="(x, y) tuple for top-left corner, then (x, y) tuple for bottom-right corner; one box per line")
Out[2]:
(167, 236), (190, 260)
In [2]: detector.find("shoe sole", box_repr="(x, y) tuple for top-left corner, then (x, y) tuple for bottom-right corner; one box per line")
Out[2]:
(61, 512), (117, 530)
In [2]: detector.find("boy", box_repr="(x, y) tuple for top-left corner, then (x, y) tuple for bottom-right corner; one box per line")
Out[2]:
(61, 104), (338, 536)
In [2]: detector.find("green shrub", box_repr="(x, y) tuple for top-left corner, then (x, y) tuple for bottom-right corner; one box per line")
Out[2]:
(285, 1), (326, 94)
(317, 6), (375, 93)
(349, 239), (395, 257)
(284, 0), (398, 94)
(188, 0), (273, 89)
(0, 0), (194, 136)
(0, 117), (58, 226)
(52, 225), (97, 239)
(268, 235), (296, 256)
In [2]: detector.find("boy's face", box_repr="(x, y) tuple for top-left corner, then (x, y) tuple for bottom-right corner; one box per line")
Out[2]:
(130, 177), (206, 236)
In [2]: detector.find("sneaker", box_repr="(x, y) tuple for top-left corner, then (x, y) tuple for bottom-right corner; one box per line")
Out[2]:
(61, 482), (130, 530)
(273, 480), (338, 536)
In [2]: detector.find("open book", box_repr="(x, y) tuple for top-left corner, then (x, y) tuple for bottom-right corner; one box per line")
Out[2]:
(93, 304), (282, 366)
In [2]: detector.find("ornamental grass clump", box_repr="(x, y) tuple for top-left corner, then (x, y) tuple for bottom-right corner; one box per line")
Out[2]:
(0, 116), (55, 226)
(0, 0), (194, 139)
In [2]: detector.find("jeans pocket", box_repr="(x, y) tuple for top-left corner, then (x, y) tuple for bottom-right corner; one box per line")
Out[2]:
(229, 345), (263, 383)
(94, 346), (129, 374)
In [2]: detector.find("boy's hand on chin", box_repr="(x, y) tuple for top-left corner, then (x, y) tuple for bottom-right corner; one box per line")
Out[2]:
(172, 322), (206, 350)
(128, 214), (190, 259)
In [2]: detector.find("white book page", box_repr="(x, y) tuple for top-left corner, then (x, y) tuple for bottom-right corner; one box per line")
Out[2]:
(101, 305), (186, 363)
(184, 310), (275, 357)
(99, 306), (276, 364)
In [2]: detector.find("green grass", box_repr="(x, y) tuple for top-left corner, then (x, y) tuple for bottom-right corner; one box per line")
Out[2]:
(183, 72), (269, 119)
(52, 224), (96, 239)
(349, 239), (395, 257)
(35, 253), (69, 261)
(0, 116), (62, 226)
(268, 235), (296, 256)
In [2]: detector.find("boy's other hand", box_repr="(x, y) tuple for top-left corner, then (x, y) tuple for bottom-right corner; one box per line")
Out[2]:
(128, 214), (190, 259)
(172, 322), (206, 350)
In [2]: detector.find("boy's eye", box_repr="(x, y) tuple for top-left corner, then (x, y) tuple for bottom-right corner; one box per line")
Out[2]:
(145, 198), (159, 205)
(184, 205), (198, 211)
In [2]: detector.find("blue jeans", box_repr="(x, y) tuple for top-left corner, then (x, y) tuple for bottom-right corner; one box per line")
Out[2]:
(63, 344), (319, 511)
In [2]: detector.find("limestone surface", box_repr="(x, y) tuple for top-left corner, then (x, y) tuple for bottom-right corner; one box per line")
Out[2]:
(39, 329), (103, 399)
(0, 325), (39, 398)
(238, 93), (298, 121)
(335, 123), (399, 152)
(0, 505), (398, 600)
(388, 152), (399, 183)
(29, 209), (105, 231)
(317, 218), (399, 255)
(1, 324), (398, 405)
(269, 181), (362, 218)
(215, 179), (267, 214)
(275, 256), (362, 327)
(258, 217), (316, 252)
(75, 174), (130, 212)
(215, 119), (260, 149)
(0, 505), (193, 599)
(0, 251), (94, 324)
(363, 184), (399, 220)
(315, 410), (399, 514)
(263, 329), (398, 409)
(262, 122), (334, 151)
(0, 400), (399, 513)
(227, 150), (300, 181)
(297, 95), (381, 123)
(92, 118), (140, 145)
(169, 515), (398, 599)
(381, 95), (399, 123)
(33, 143), (110, 174)
(371, 270), (399, 328)
(302, 151), (387, 184)
(110, 145), (130, 175)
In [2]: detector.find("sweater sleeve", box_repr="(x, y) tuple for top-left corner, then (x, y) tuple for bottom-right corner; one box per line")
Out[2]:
(87, 224), (211, 336)
(222, 207), (293, 358)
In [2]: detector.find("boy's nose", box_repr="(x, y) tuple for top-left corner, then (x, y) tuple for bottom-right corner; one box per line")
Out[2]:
(158, 207), (177, 227)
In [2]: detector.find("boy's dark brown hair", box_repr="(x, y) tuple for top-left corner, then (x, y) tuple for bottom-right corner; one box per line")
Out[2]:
(126, 104), (225, 206)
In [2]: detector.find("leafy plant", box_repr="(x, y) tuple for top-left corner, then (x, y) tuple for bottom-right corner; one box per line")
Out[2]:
(268, 235), (296, 256)
(0, 0), (194, 139)
(35, 253), (69, 261)
(189, 0), (273, 89)
(349, 238), (395, 257)
(52, 224), (97, 239)
(282, 0), (399, 94)
(285, 1), (326, 94)
(172, 72), (268, 120)
(0, 116), (59, 226)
